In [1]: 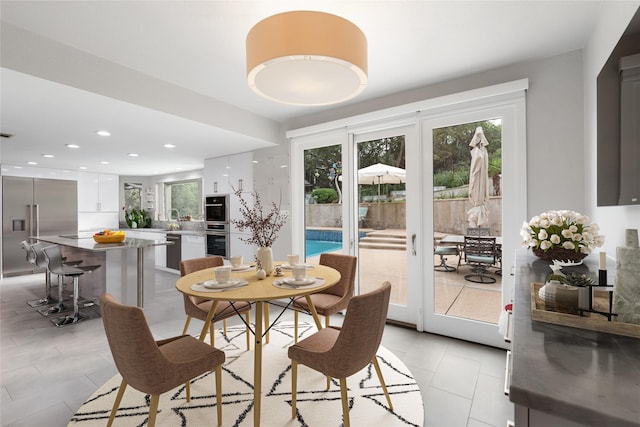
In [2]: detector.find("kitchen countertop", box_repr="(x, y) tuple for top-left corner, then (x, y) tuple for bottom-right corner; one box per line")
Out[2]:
(37, 234), (171, 251)
(510, 249), (640, 426)
(125, 228), (205, 236)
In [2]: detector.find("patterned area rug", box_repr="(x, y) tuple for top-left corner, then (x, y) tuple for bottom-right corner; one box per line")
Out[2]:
(68, 321), (423, 426)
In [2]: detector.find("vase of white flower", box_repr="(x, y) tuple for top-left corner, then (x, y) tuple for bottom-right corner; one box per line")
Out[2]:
(521, 210), (605, 264)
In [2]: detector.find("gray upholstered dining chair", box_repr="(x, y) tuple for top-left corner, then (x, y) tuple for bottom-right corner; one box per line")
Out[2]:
(100, 293), (225, 427)
(180, 256), (252, 350)
(288, 281), (393, 427)
(292, 253), (357, 343)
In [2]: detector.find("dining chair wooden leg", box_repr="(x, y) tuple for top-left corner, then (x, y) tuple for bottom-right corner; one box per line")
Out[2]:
(147, 394), (160, 427)
(215, 365), (223, 426)
(291, 360), (298, 418)
(326, 375), (331, 390)
(107, 378), (128, 427)
(245, 312), (251, 351)
(294, 310), (299, 343)
(209, 322), (215, 347)
(339, 377), (350, 427)
(186, 380), (191, 402)
(372, 356), (393, 409)
(223, 318), (227, 336)
(182, 316), (192, 335)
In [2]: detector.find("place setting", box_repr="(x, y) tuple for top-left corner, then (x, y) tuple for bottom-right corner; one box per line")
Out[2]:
(279, 254), (316, 270)
(273, 261), (324, 290)
(229, 255), (254, 272)
(191, 266), (248, 292)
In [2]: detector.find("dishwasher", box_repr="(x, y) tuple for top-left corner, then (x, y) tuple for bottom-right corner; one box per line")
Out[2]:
(166, 233), (182, 270)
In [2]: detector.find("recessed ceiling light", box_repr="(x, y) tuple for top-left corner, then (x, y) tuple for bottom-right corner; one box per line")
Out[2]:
(100, 161), (110, 165)
(96, 130), (111, 136)
(280, 165), (288, 168)
(164, 144), (176, 148)
(79, 166), (88, 170)
(42, 154), (54, 158)
(27, 161), (38, 165)
(128, 153), (139, 157)
(253, 160), (259, 164)
(66, 144), (80, 149)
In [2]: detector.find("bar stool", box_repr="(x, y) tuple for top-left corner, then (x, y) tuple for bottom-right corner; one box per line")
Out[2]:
(43, 245), (101, 327)
(23, 241), (83, 309)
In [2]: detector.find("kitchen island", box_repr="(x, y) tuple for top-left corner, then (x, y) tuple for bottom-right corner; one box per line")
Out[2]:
(36, 234), (172, 307)
(510, 249), (640, 427)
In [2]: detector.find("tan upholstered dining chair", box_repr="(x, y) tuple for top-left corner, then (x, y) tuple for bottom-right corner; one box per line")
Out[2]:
(292, 253), (357, 343)
(180, 256), (252, 350)
(100, 293), (225, 427)
(288, 281), (393, 427)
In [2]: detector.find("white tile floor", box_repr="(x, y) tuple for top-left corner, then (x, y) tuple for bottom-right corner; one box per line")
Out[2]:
(0, 269), (513, 427)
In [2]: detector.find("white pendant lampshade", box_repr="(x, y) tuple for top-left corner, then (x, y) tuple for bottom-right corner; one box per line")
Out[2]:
(246, 11), (367, 106)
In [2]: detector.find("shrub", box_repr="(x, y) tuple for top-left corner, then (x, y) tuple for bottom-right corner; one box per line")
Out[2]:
(312, 188), (338, 204)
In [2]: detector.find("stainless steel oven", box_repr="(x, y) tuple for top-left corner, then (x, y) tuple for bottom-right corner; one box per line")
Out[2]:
(205, 194), (229, 223)
(205, 222), (229, 258)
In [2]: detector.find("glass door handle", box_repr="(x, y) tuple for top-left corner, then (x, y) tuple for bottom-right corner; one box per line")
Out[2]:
(411, 233), (417, 256)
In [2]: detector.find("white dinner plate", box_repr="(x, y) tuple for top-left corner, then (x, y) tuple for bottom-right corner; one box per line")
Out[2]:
(282, 277), (316, 286)
(203, 279), (247, 289)
(230, 265), (253, 272)
(280, 263), (315, 270)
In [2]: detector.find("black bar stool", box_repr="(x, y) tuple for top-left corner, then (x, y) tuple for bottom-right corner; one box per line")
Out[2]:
(31, 243), (82, 316)
(42, 245), (101, 327)
(20, 240), (53, 307)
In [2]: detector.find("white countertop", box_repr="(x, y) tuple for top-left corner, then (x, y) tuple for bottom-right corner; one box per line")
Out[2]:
(36, 234), (172, 251)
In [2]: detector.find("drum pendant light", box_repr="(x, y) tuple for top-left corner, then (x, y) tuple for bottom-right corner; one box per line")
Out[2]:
(246, 11), (367, 106)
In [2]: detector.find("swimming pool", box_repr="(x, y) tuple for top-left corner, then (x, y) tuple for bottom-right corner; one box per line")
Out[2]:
(305, 240), (343, 257)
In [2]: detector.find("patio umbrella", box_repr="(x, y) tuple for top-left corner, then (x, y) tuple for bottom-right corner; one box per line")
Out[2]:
(358, 163), (406, 229)
(357, 162), (406, 196)
(467, 126), (490, 228)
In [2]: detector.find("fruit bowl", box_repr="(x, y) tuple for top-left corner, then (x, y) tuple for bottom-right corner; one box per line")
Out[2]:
(93, 233), (126, 243)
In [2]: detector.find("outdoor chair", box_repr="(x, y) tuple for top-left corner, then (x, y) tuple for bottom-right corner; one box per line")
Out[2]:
(288, 281), (393, 427)
(463, 236), (497, 284)
(180, 256), (252, 350)
(358, 205), (369, 227)
(292, 253), (357, 343)
(466, 227), (491, 237)
(434, 238), (460, 272)
(100, 293), (225, 427)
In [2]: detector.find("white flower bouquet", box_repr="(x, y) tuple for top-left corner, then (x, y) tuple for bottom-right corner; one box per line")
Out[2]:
(520, 210), (605, 262)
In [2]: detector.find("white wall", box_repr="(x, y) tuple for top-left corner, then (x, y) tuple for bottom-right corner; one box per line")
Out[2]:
(584, 2), (640, 256)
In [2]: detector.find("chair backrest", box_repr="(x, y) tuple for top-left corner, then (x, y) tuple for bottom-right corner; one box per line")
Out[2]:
(319, 253), (357, 298)
(20, 241), (36, 265)
(358, 206), (369, 219)
(330, 281), (391, 378)
(464, 236), (496, 260)
(466, 227), (491, 237)
(42, 245), (65, 273)
(30, 243), (50, 269)
(180, 256), (224, 277)
(100, 293), (171, 394)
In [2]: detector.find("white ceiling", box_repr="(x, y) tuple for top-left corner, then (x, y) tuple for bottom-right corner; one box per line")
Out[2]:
(0, 1), (608, 176)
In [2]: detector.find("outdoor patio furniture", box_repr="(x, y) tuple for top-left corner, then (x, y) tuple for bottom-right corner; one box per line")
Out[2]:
(358, 206), (369, 227)
(463, 236), (497, 284)
(434, 238), (460, 272)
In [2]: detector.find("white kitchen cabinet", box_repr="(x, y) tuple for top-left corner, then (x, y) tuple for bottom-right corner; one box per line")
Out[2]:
(204, 152), (253, 197)
(229, 233), (255, 262)
(78, 172), (119, 212)
(126, 230), (167, 268)
(181, 234), (205, 261)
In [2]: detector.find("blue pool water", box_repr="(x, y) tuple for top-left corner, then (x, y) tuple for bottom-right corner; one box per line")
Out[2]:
(305, 240), (343, 257)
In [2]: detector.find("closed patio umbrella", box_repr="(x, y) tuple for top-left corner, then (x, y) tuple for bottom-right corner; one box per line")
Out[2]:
(467, 127), (490, 228)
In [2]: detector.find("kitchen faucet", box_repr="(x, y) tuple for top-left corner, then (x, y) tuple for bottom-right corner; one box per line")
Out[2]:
(168, 208), (180, 220)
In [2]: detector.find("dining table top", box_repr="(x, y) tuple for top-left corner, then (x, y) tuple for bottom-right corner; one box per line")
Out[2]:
(175, 263), (341, 302)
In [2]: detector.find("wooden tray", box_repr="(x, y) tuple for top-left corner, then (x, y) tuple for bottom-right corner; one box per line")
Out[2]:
(530, 282), (640, 338)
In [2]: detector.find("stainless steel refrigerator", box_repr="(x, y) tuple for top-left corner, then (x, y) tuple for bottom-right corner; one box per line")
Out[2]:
(2, 176), (78, 277)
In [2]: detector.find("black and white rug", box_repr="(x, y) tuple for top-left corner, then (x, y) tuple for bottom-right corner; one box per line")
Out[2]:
(69, 321), (423, 426)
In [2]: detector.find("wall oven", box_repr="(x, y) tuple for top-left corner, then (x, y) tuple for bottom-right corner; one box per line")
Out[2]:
(205, 194), (229, 223)
(204, 194), (230, 258)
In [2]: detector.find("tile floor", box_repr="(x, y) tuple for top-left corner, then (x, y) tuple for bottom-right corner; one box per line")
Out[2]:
(0, 269), (513, 427)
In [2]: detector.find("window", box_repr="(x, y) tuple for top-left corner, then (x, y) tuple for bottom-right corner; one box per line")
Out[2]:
(164, 179), (203, 220)
(124, 182), (142, 211)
